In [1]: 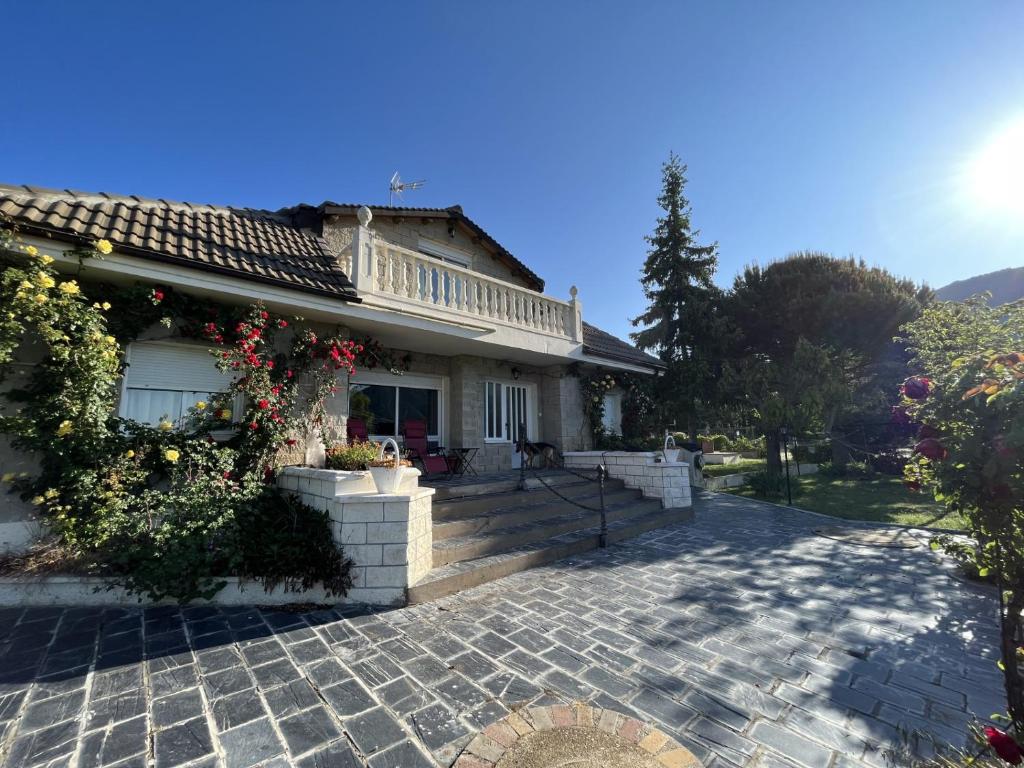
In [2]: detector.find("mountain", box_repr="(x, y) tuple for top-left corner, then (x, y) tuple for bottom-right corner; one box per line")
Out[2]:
(936, 267), (1024, 305)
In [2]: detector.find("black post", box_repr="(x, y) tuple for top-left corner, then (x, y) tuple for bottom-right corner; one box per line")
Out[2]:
(517, 422), (527, 491)
(597, 463), (608, 547)
(781, 426), (792, 506)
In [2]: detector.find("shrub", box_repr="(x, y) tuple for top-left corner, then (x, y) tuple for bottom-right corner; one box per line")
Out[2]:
(746, 470), (787, 498)
(325, 439), (380, 471)
(870, 450), (907, 476)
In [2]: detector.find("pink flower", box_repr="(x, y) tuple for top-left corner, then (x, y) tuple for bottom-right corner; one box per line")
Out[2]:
(985, 727), (1023, 765)
(914, 438), (948, 461)
(901, 376), (931, 400)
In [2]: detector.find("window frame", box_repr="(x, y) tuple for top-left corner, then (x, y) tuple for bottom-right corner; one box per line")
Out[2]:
(118, 340), (241, 432)
(347, 370), (447, 448)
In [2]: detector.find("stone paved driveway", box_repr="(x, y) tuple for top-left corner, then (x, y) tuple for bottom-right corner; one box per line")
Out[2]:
(0, 493), (1003, 768)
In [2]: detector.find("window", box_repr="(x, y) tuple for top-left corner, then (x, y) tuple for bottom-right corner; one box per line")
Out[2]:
(485, 381), (504, 441)
(120, 342), (237, 427)
(418, 238), (471, 268)
(349, 380), (441, 448)
(602, 392), (623, 435)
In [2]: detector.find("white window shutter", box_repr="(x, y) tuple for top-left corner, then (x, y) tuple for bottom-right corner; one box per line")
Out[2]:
(121, 342), (236, 426)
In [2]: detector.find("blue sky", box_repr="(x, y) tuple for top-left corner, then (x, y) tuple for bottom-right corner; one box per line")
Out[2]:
(3, 2), (1022, 340)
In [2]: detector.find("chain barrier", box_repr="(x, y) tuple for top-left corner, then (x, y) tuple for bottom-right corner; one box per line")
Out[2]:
(515, 426), (609, 545)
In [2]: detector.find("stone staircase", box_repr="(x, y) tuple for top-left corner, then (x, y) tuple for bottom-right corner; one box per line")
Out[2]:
(407, 470), (693, 604)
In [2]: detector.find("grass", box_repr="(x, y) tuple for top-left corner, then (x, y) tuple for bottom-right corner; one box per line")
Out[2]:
(702, 458), (766, 477)
(725, 472), (967, 530)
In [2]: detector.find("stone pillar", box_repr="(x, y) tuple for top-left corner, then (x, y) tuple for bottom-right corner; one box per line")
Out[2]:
(277, 467), (434, 605)
(568, 286), (583, 342)
(350, 208), (377, 294)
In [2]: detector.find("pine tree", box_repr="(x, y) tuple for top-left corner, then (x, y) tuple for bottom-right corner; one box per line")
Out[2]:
(630, 153), (721, 435)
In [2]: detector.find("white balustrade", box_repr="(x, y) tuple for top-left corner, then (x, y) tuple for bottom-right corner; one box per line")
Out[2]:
(367, 240), (575, 339)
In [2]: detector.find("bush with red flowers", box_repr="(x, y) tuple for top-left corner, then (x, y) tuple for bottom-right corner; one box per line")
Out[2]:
(900, 296), (1024, 734)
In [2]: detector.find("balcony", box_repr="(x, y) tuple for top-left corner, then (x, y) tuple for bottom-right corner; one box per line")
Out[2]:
(341, 224), (583, 348)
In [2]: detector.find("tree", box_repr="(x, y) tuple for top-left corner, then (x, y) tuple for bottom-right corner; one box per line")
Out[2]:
(724, 252), (929, 478)
(899, 298), (1024, 737)
(631, 153), (723, 435)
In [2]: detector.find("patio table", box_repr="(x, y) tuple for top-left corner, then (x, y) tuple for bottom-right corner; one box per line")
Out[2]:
(447, 447), (479, 477)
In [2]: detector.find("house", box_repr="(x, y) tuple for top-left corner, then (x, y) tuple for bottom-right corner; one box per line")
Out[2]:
(0, 184), (664, 555)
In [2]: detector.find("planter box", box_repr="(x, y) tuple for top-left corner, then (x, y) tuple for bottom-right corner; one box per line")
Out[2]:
(703, 452), (742, 465)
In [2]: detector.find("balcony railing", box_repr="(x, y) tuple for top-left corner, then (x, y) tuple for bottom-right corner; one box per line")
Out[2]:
(344, 222), (582, 342)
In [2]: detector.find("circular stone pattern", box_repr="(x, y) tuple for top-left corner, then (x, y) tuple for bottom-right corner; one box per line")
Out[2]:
(453, 703), (703, 768)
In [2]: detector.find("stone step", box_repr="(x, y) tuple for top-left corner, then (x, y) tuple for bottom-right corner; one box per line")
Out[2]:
(432, 497), (664, 566)
(429, 470), (593, 502)
(432, 487), (645, 542)
(407, 506), (694, 605)
(432, 478), (626, 520)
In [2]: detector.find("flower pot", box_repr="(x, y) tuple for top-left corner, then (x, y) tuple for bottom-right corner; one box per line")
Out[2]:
(368, 465), (421, 494)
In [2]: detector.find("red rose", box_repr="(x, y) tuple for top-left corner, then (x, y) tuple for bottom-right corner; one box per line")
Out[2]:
(249, 421), (259, 431)
(278, 319), (288, 328)
(257, 399), (270, 410)
(901, 376), (931, 400)
(260, 310), (269, 320)
(271, 386), (281, 395)
(286, 370), (294, 379)
(152, 289), (165, 303)
(214, 334), (224, 343)
(914, 438), (948, 461)
(222, 471), (231, 479)
(285, 438), (297, 446)
(985, 727), (1023, 765)
(265, 360), (274, 369)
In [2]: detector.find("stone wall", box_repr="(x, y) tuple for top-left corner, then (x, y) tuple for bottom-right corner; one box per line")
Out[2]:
(563, 451), (692, 509)
(277, 467), (434, 605)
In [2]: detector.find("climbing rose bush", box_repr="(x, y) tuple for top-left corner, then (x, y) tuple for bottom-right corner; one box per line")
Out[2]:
(0, 231), (354, 601)
(899, 297), (1024, 746)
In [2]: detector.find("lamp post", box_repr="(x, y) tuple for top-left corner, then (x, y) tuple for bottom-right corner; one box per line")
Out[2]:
(780, 426), (792, 506)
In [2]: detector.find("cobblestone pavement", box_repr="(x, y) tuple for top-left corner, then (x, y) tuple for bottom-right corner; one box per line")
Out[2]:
(0, 493), (1003, 768)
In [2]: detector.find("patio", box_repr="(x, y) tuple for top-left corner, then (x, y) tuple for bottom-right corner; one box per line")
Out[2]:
(0, 492), (1002, 768)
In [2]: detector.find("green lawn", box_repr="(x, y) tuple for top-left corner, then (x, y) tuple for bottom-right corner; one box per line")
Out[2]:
(725, 473), (966, 530)
(702, 458), (766, 477)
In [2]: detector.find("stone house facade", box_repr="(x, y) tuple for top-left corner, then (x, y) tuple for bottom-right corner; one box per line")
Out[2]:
(0, 185), (663, 551)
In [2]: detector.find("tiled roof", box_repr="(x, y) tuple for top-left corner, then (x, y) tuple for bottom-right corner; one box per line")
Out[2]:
(281, 201), (545, 292)
(582, 322), (665, 370)
(0, 184), (358, 301)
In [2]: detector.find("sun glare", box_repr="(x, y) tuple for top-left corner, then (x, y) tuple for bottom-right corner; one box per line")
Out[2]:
(968, 116), (1024, 218)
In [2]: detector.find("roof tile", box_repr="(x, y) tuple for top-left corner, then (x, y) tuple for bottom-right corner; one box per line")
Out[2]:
(0, 183), (357, 300)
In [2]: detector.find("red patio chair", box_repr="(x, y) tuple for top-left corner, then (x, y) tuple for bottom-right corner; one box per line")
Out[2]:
(347, 417), (369, 444)
(402, 419), (451, 476)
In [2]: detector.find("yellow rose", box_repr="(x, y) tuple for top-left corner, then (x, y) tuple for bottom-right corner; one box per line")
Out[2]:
(1, 473), (14, 483)
(39, 255), (54, 266)
(19, 280), (32, 290)
(25, 246), (38, 257)
(105, 336), (116, 345)
(36, 274), (55, 289)
(44, 488), (58, 499)
(125, 450), (135, 459)
(164, 449), (180, 463)
(96, 239), (113, 255)
(56, 420), (73, 437)
(217, 409), (232, 421)
(102, 302), (111, 310)
(194, 401), (207, 411)
(31, 496), (45, 506)
(158, 420), (173, 432)
(58, 281), (80, 295)
(33, 294), (48, 305)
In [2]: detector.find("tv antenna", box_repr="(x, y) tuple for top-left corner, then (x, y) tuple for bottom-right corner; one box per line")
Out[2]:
(389, 172), (426, 205)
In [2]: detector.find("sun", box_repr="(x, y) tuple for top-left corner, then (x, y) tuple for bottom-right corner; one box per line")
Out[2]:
(968, 116), (1024, 218)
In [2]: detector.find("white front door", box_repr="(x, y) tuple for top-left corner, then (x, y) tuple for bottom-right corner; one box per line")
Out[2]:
(484, 381), (536, 469)
(505, 384), (529, 468)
